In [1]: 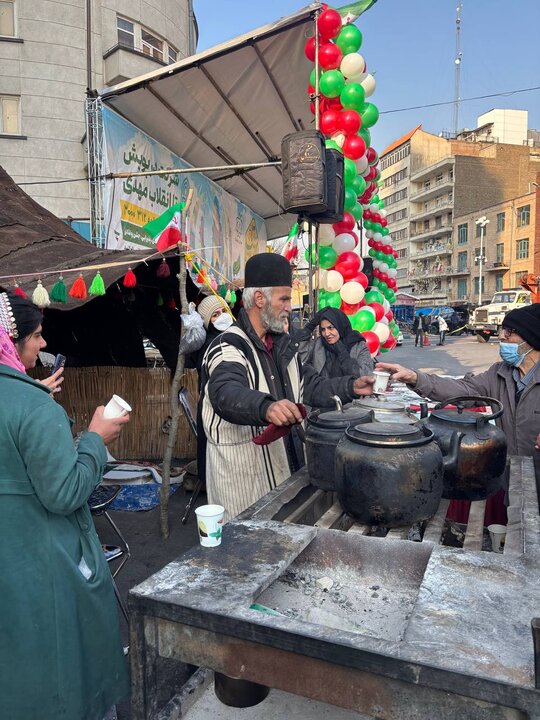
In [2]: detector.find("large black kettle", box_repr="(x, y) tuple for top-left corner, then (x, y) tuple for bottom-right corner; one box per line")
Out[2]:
(335, 422), (463, 527)
(423, 396), (507, 500)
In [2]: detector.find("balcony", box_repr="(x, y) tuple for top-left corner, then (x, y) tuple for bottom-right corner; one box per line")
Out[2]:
(410, 243), (452, 260)
(448, 266), (470, 276)
(410, 178), (454, 202)
(411, 199), (454, 222)
(408, 265), (451, 280)
(484, 261), (509, 272)
(410, 156), (455, 182)
(103, 43), (172, 86)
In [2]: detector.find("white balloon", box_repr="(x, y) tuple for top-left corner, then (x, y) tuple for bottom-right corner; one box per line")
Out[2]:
(380, 316), (389, 325)
(331, 132), (346, 148)
(365, 229), (374, 238)
(379, 208), (387, 219)
(373, 232), (383, 242)
(319, 225), (335, 246)
(333, 232), (356, 254)
(357, 256), (364, 272)
(340, 281), (365, 305)
(340, 53), (365, 79)
(373, 321), (390, 343)
(318, 269), (328, 288)
(355, 156), (369, 174)
(325, 269), (344, 293)
(380, 262), (389, 272)
(369, 203), (379, 213)
(382, 299), (391, 313)
(361, 73), (377, 98)
(388, 268), (397, 278)
(361, 167), (371, 178)
(372, 260), (380, 269)
(347, 70), (368, 84)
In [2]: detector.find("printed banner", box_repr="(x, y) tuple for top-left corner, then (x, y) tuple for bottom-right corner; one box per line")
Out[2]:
(102, 107), (267, 281)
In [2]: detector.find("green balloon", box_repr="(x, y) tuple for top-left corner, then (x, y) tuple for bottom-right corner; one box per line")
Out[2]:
(372, 223), (382, 234)
(378, 281), (388, 292)
(335, 24), (363, 55)
(351, 308), (375, 333)
(358, 127), (371, 147)
(309, 68), (320, 88)
(350, 202), (363, 221)
(319, 245), (337, 269)
(363, 219), (373, 230)
(320, 290), (341, 309)
(344, 187), (357, 211)
(372, 194), (380, 204)
(392, 325), (400, 337)
(352, 174), (367, 196)
(372, 277), (379, 286)
(378, 199), (385, 208)
(361, 102), (380, 128)
(344, 157), (357, 186)
(375, 250), (385, 261)
(368, 248), (375, 258)
(387, 291), (397, 303)
(325, 139), (341, 152)
(364, 289), (384, 305)
(381, 227), (390, 237)
(320, 70), (345, 98)
(340, 82), (365, 112)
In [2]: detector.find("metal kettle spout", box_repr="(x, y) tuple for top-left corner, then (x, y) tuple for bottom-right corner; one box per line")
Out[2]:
(442, 430), (464, 475)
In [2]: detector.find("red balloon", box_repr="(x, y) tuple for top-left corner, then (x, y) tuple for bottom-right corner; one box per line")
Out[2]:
(387, 278), (397, 289)
(320, 109), (341, 136)
(392, 250), (399, 259)
(317, 8), (342, 39)
(342, 135), (367, 160)
(367, 238), (375, 248)
(363, 210), (371, 220)
(362, 330), (380, 354)
(318, 42), (343, 70)
(341, 301), (361, 315)
(340, 211), (356, 230)
(380, 218), (388, 227)
(383, 244), (393, 255)
(334, 262), (358, 280)
(304, 37), (316, 62)
(336, 251), (360, 271)
(340, 110), (361, 135)
(366, 147), (378, 164)
(326, 96), (343, 110)
(382, 336), (397, 350)
(364, 166), (378, 181)
(369, 302), (385, 321)
(349, 271), (369, 288)
(386, 311), (394, 322)
(374, 241), (383, 251)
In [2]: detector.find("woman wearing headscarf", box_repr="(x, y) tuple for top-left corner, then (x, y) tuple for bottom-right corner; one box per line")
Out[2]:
(186, 294), (233, 383)
(0, 291), (130, 720)
(302, 307), (374, 379)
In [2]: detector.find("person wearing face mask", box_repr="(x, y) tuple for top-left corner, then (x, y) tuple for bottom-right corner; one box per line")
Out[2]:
(376, 303), (540, 504)
(186, 294), (234, 386)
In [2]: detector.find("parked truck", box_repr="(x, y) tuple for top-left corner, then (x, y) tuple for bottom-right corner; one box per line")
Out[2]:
(470, 288), (531, 342)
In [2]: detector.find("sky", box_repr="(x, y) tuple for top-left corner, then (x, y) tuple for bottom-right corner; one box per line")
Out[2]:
(193, 0), (540, 153)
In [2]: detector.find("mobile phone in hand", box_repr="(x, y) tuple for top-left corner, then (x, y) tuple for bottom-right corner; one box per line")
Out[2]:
(51, 353), (66, 375)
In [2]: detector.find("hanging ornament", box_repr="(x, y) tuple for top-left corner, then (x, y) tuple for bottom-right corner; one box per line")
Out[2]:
(32, 279), (50, 308)
(50, 276), (67, 303)
(210, 276), (218, 290)
(229, 290), (237, 305)
(196, 272), (205, 284)
(89, 271), (106, 296)
(13, 282), (27, 298)
(166, 297), (177, 310)
(218, 284), (227, 298)
(156, 258), (170, 278)
(69, 274), (87, 299)
(123, 267), (137, 288)
(156, 292), (164, 306)
(225, 289), (232, 303)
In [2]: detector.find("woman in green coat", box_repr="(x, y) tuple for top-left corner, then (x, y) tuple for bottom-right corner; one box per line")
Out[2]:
(0, 291), (130, 720)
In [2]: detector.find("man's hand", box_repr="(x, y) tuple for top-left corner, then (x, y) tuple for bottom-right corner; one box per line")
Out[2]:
(376, 362), (418, 386)
(266, 399), (304, 427)
(353, 375), (375, 396)
(535, 433), (540, 451)
(88, 406), (130, 445)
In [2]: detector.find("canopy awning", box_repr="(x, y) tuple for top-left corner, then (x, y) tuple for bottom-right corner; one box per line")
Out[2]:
(100, 4), (321, 240)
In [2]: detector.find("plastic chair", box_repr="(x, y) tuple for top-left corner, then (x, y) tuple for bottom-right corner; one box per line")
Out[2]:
(88, 484), (131, 624)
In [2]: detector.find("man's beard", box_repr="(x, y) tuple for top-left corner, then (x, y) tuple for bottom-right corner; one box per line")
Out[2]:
(261, 303), (286, 333)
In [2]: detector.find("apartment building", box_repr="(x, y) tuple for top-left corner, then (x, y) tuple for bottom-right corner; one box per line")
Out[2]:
(0, 0), (196, 234)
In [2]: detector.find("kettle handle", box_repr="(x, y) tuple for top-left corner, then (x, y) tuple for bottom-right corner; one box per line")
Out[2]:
(434, 395), (503, 422)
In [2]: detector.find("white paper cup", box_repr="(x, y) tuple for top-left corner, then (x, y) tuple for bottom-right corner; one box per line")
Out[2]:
(195, 504), (225, 547)
(103, 394), (132, 419)
(373, 370), (391, 394)
(487, 524), (506, 553)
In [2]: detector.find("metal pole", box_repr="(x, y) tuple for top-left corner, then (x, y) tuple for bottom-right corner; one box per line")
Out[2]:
(479, 223), (484, 305)
(314, 9), (320, 130)
(109, 161), (281, 180)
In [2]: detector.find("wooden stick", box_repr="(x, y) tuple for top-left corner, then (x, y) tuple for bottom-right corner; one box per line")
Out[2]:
(160, 190), (194, 539)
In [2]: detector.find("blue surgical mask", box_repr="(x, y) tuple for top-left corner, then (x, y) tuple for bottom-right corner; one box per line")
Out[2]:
(499, 341), (531, 367)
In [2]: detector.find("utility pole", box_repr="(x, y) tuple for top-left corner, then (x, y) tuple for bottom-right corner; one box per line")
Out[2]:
(475, 216), (489, 305)
(453, 3), (463, 137)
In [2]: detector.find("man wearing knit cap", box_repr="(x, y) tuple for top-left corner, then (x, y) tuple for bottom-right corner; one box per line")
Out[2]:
(377, 303), (540, 509)
(199, 252), (375, 520)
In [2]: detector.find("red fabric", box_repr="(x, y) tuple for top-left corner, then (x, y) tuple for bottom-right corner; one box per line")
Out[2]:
(156, 226), (182, 252)
(252, 404), (307, 446)
(447, 488), (507, 526)
(263, 333), (274, 354)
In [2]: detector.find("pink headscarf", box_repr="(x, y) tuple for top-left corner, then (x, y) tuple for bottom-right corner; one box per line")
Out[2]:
(0, 326), (26, 373)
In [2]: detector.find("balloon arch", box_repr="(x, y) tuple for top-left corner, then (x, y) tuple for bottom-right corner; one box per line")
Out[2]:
(295, 4), (400, 356)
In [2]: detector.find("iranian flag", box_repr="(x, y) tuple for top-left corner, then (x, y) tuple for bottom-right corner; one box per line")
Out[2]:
(281, 222), (299, 262)
(143, 202), (185, 252)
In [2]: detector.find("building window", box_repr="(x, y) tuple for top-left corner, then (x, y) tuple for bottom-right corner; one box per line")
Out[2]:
(392, 228), (408, 242)
(474, 277), (485, 295)
(457, 223), (468, 245)
(475, 221), (487, 238)
(517, 205), (530, 227)
(380, 143), (410, 170)
(384, 188), (407, 206)
(448, 191), (453, 203)
(423, 220), (430, 231)
(423, 180), (431, 191)
(397, 247), (408, 258)
(449, 169), (454, 181)
(457, 251), (467, 272)
(516, 238), (529, 260)
(382, 167), (408, 189)
(117, 16), (135, 48)
(495, 273), (504, 292)
(496, 212), (505, 232)
(0, 95), (20, 134)
(386, 208), (408, 224)
(496, 243), (504, 264)
(457, 278), (467, 299)
(168, 47), (177, 63)
(435, 173), (443, 185)
(142, 29), (163, 61)
(435, 215), (442, 228)
(0, 0), (15, 36)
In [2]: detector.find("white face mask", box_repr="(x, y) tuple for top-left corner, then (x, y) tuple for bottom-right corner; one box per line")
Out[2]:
(212, 313), (233, 332)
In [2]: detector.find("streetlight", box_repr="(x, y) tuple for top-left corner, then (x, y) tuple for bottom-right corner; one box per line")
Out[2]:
(475, 216), (489, 305)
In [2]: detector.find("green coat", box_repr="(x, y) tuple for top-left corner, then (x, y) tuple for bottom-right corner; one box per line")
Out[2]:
(0, 366), (129, 720)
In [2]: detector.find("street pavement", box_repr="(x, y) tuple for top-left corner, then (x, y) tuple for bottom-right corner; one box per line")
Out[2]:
(97, 332), (501, 718)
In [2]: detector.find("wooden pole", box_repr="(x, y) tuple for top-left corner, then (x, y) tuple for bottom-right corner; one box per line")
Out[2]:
(160, 190), (194, 539)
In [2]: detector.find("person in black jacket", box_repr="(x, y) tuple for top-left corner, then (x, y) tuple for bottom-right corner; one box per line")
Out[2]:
(199, 253), (375, 520)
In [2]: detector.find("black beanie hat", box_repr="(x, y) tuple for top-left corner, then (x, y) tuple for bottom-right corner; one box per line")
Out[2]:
(244, 253), (292, 288)
(502, 304), (540, 350)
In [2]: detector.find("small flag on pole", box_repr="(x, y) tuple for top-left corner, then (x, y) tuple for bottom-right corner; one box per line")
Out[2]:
(143, 202), (186, 252)
(281, 222), (299, 263)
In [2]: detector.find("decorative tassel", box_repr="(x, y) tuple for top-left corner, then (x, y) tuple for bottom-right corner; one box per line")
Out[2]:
(89, 271), (106, 296)
(218, 284), (227, 298)
(156, 259), (170, 278)
(69, 274), (87, 299)
(225, 289), (232, 303)
(210, 276), (217, 290)
(229, 290), (237, 305)
(32, 280), (51, 308)
(50, 276), (67, 303)
(166, 297), (177, 310)
(14, 282), (27, 298)
(123, 267), (137, 288)
(196, 272), (205, 284)
(156, 292), (164, 306)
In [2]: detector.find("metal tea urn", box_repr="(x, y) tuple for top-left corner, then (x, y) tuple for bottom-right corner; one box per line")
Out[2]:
(422, 396), (507, 500)
(335, 422), (463, 527)
(352, 395), (422, 425)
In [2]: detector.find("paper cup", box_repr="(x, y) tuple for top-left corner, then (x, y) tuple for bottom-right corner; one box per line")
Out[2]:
(487, 524), (506, 553)
(373, 370), (391, 394)
(195, 504), (224, 547)
(103, 394), (132, 419)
